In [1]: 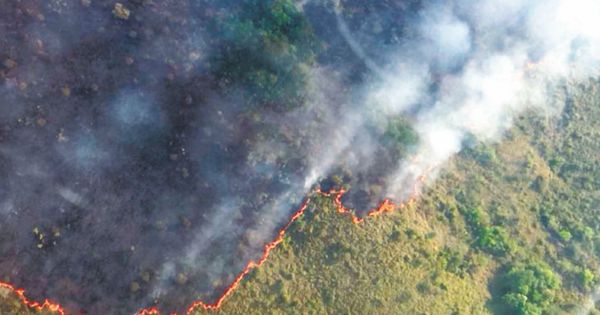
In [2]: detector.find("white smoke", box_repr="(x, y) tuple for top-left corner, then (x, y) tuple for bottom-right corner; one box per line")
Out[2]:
(351, 0), (600, 198)
(152, 0), (600, 306)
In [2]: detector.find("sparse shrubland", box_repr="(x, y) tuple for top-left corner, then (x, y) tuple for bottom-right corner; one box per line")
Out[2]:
(5, 80), (600, 315)
(191, 80), (600, 314)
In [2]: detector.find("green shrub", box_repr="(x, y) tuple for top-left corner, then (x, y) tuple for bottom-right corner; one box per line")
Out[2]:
(501, 263), (560, 315)
(503, 293), (542, 315)
(462, 207), (513, 256)
(383, 116), (419, 157)
(211, 0), (317, 111)
(580, 268), (595, 289)
(477, 226), (514, 256)
(558, 229), (572, 242)
(472, 145), (499, 167)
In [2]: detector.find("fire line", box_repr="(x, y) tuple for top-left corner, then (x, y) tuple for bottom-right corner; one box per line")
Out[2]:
(0, 281), (67, 315)
(1, 172), (429, 315)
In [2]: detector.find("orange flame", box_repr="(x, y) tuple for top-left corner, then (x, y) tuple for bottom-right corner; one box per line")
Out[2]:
(152, 170), (428, 315)
(136, 185), (415, 315)
(0, 281), (67, 315)
(4, 170), (432, 315)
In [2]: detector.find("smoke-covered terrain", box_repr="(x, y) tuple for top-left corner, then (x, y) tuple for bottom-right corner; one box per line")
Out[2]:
(1, 0), (600, 314)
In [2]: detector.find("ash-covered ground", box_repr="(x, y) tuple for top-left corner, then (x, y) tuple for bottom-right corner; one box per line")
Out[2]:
(0, 1), (417, 314)
(2, 0), (597, 314)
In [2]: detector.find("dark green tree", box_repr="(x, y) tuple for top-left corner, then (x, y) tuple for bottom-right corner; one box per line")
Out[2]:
(383, 116), (418, 159)
(212, 0), (318, 111)
(502, 263), (560, 315)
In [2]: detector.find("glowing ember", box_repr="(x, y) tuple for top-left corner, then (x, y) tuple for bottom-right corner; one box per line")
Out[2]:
(0, 282), (67, 315)
(137, 171), (431, 314)
(3, 176), (430, 315)
(136, 198), (312, 315)
(3, 171), (431, 315)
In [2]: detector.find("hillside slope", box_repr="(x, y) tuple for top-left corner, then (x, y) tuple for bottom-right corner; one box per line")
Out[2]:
(194, 80), (600, 314)
(5, 80), (600, 314)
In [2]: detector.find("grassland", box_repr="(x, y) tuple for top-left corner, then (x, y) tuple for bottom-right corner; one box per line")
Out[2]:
(4, 82), (600, 315)
(194, 80), (600, 315)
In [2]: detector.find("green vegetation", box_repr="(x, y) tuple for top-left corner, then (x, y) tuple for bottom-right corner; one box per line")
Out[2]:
(191, 81), (600, 314)
(383, 116), (419, 158)
(500, 263), (560, 315)
(580, 268), (595, 289)
(5, 82), (600, 315)
(462, 207), (515, 256)
(206, 195), (491, 314)
(0, 286), (52, 315)
(6, 79), (600, 315)
(211, 0), (317, 110)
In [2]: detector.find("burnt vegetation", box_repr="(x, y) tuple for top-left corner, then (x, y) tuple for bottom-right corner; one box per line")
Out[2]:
(0, 0), (422, 314)
(192, 80), (600, 315)
(2, 1), (600, 315)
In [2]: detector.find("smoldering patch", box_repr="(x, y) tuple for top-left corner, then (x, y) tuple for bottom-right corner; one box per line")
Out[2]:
(1, 1), (600, 315)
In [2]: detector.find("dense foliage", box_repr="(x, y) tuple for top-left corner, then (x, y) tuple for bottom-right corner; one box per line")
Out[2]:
(383, 116), (419, 158)
(5, 79), (600, 315)
(3, 1), (600, 314)
(211, 0), (317, 111)
(501, 263), (560, 315)
(192, 80), (600, 314)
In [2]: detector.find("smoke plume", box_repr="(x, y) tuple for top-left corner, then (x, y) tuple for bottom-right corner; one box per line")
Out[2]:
(0, 0), (599, 314)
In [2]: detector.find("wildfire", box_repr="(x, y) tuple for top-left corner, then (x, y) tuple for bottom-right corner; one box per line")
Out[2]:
(0, 281), (67, 315)
(524, 59), (548, 76)
(136, 199), (312, 315)
(3, 171), (431, 315)
(140, 186), (414, 314)
(320, 172), (428, 225)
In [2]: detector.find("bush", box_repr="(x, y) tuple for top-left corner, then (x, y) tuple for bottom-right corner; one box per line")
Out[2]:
(501, 263), (560, 315)
(580, 268), (595, 289)
(463, 207), (513, 256)
(383, 116), (418, 157)
(437, 248), (469, 276)
(212, 0), (317, 111)
(477, 226), (514, 256)
(558, 229), (572, 242)
(548, 156), (564, 172)
(503, 293), (542, 315)
(472, 144), (498, 167)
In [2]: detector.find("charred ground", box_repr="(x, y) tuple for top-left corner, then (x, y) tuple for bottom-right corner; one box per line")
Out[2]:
(0, 1), (419, 314)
